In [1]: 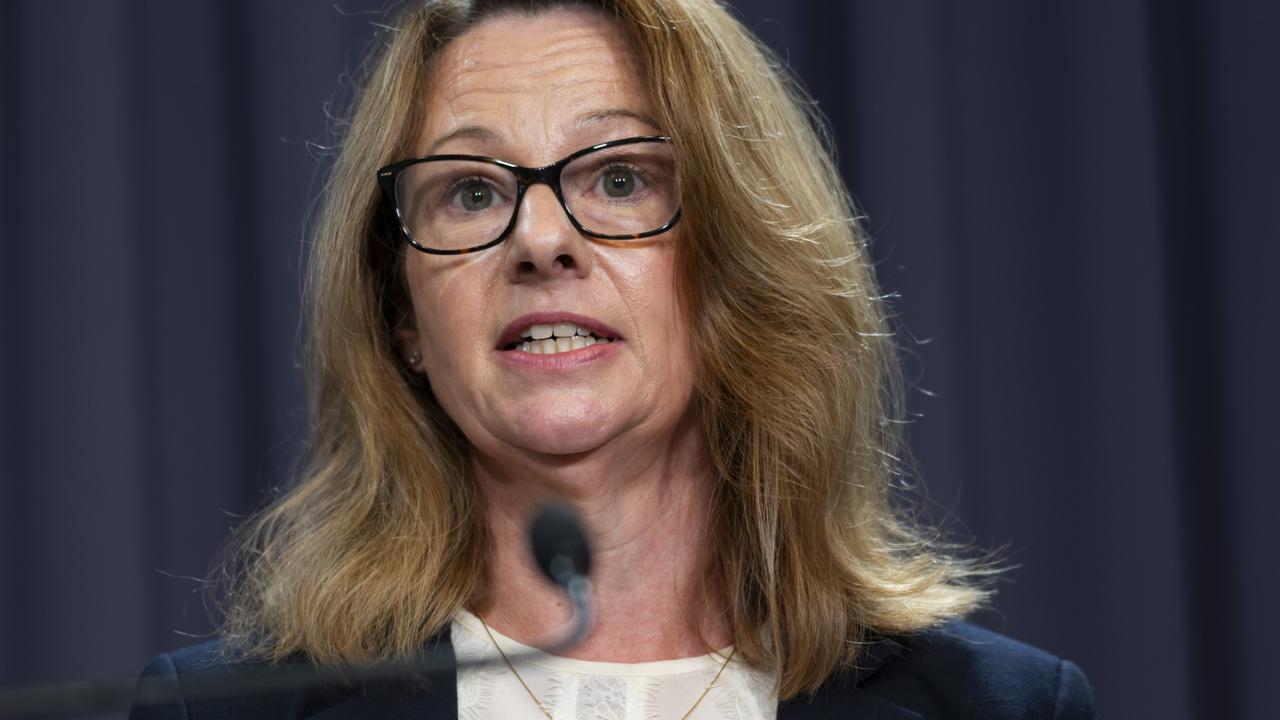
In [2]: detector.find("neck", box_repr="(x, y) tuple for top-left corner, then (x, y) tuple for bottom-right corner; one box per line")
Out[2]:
(469, 411), (727, 662)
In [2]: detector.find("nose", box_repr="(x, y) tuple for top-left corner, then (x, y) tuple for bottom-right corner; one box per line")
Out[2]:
(503, 184), (593, 282)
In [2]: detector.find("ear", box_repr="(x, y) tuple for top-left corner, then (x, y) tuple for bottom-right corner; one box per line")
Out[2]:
(397, 327), (425, 373)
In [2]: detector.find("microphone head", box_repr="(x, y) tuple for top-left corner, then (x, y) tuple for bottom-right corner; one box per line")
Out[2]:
(529, 502), (592, 587)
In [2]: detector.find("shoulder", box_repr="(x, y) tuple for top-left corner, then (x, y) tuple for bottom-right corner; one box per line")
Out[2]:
(870, 620), (1090, 712)
(128, 640), (349, 720)
(144, 639), (228, 676)
(129, 631), (460, 720)
(853, 620), (1096, 719)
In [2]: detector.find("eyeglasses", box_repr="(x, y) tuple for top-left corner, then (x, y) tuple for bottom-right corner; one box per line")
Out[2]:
(376, 136), (682, 255)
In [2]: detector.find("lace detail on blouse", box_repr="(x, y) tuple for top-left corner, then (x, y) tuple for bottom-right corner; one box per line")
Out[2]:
(452, 610), (776, 720)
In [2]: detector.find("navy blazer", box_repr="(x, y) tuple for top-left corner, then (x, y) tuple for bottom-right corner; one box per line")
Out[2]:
(129, 621), (1096, 719)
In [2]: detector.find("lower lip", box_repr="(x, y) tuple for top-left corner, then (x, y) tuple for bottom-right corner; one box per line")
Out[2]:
(494, 341), (622, 370)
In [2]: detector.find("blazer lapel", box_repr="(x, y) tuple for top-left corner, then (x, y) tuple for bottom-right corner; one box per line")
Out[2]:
(305, 629), (458, 720)
(778, 636), (923, 720)
(303, 683), (455, 720)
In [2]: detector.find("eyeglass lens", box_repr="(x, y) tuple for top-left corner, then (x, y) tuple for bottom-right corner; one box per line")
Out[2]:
(393, 141), (679, 252)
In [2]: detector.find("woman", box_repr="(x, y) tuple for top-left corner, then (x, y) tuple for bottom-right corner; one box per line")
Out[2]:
(132, 0), (1095, 718)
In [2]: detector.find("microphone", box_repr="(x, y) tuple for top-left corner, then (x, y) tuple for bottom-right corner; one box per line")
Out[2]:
(529, 502), (594, 650)
(0, 503), (594, 718)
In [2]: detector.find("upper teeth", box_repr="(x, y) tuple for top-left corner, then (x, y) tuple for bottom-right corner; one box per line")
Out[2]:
(523, 323), (591, 340)
(518, 323), (613, 354)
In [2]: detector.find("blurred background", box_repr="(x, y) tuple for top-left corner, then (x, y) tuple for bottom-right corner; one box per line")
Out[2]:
(1, 1), (1276, 718)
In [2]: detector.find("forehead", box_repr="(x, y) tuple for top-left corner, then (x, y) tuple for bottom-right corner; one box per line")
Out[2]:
(418, 8), (655, 159)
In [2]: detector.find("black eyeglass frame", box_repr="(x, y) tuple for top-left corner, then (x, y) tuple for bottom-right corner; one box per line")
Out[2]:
(376, 135), (683, 256)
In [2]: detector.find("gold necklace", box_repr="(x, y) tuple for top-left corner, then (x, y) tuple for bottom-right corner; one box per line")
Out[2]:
(478, 617), (736, 720)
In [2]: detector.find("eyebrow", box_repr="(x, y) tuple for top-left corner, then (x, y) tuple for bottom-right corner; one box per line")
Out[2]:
(425, 108), (661, 155)
(575, 108), (660, 130)
(426, 126), (502, 155)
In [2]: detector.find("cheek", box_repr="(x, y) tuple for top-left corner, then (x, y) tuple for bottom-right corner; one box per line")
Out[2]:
(404, 257), (491, 384)
(624, 244), (696, 393)
(659, 315), (697, 406)
(660, 267), (699, 409)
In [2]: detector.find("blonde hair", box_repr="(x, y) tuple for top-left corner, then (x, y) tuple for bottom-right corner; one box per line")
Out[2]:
(218, 0), (1004, 699)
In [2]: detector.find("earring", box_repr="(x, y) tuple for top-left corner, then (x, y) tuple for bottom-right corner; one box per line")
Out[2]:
(408, 351), (422, 367)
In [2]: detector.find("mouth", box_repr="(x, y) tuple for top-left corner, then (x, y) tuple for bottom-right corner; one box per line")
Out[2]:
(496, 313), (622, 355)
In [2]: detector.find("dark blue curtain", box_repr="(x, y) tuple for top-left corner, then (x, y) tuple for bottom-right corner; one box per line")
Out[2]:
(1, 2), (1275, 718)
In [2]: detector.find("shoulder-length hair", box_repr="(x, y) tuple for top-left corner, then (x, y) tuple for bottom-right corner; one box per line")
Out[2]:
(218, 0), (1003, 699)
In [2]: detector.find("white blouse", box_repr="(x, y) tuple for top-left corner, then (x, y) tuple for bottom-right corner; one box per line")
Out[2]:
(452, 610), (777, 720)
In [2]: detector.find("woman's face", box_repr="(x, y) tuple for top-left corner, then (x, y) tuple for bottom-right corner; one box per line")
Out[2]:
(399, 9), (696, 461)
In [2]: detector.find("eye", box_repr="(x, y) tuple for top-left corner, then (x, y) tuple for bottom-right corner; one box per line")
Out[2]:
(454, 179), (494, 211)
(599, 166), (640, 198)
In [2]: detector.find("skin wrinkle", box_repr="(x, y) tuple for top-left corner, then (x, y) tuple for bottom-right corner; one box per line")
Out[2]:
(398, 8), (725, 661)
(426, 19), (646, 161)
(427, 110), (658, 156)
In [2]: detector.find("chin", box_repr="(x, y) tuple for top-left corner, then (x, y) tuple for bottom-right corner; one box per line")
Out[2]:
(500, 405), (623, 457)
(517, 422), (618, 457)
